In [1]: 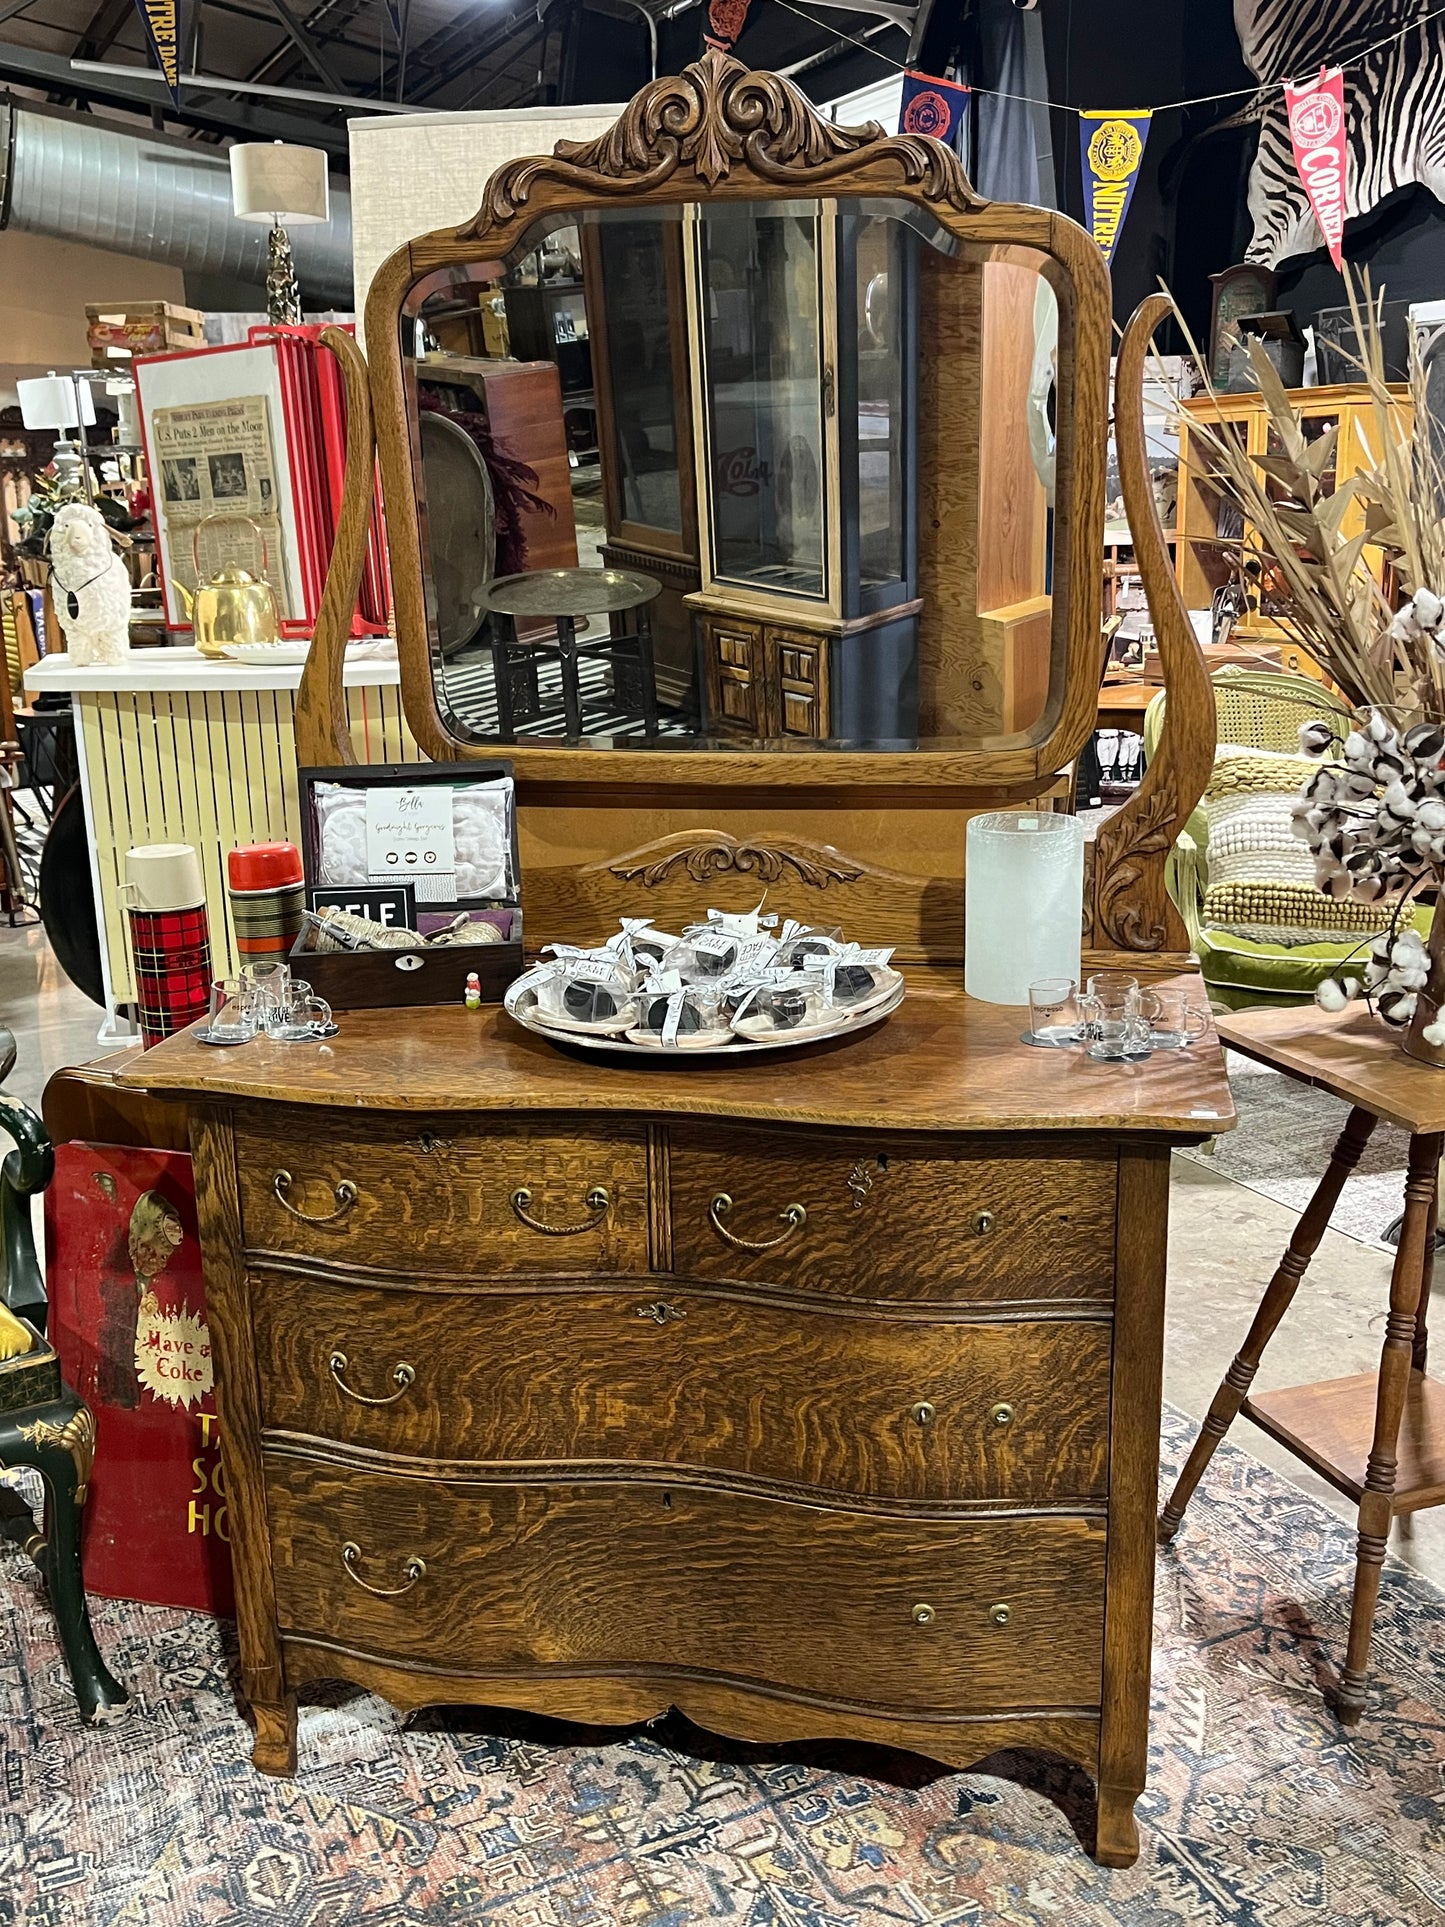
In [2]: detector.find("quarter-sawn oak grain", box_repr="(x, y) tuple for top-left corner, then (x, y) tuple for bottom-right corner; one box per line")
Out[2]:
(123, 967), (1237, 1139)
(668, 1126), (1116, 1302)
(235, 1110), (648, 1274)
(250, 1271), (1113, 1505)
(264, 1461), (1108, 1714)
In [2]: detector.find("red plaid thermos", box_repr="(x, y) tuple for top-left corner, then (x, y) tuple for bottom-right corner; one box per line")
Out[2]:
(123, 844), (212, 1048)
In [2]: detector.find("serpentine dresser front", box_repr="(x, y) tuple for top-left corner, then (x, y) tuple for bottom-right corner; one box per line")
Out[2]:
(122, 968), (1234, 1867)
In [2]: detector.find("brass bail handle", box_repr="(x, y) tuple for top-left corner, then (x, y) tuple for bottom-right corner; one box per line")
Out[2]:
(329, 1350), (415, 1406)
(273, 1169), (358, 1225)
(510, 1184), (611, 1235)
(340, 1541), (426, 1597)
(708, 1192), (807, 1253)
(192, 510), (271, 579)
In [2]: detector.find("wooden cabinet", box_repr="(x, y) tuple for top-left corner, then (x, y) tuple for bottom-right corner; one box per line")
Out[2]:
(698, 604), (918, 741)
(1175, 382), (1409, 652)
(128, 978), (1234, 1868)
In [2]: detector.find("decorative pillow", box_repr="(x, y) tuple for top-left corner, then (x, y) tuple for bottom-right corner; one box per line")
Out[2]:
(1201, 745), (1394, 942)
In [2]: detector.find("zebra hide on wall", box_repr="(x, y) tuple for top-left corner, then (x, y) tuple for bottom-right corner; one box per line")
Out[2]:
(1237, 0), (1445, 265)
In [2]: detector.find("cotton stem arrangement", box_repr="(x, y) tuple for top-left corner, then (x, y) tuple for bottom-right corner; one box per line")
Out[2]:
(1293, 709), (1440, 1033)
(1164, 274), (1445, 1044)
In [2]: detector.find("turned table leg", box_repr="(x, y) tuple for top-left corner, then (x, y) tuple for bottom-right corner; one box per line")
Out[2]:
(1160, 1106), (1378, 1542)
(1335, 1129), (1443, 1724)
(1412, 1170), (1437, 1374)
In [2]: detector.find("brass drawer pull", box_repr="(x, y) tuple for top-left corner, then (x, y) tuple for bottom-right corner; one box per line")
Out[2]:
(910, 1401), (936, 1426)
(636, 1302), (686, 1325)
(912, 1602), (936, 1626)
(973, 1210), (996, 1236)
(329, 1349), (416, 1406)
(990, 1602), (1012, 1627)
(341, 1541), (426, 1597)
(708, 1192), (807, 1253)
(510, 1185), (611, 1235)
(989, 1401), (1014, 1428)
(273, 1169), (358, 1226)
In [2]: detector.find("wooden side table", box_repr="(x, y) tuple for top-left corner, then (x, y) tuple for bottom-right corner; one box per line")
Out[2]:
(1160, 1000), (1445, 1723)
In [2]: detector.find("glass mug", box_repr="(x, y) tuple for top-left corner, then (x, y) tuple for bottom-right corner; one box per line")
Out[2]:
(1078, 977), (1157, 1060)
(266, 977), (335, 1042)
(240, 958), (291, 1019)
(198, 975), (261, 1046)
(1148, 988), (1210, 1051)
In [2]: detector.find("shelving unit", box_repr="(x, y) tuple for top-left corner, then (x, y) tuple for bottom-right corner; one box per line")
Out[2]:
(1175, 382), (1410, 679)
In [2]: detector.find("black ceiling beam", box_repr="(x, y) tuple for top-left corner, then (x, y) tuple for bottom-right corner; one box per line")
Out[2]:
(258, 0), (348, 94)
(248, 0), (372, 95)
(74, 0), (135, 61)
(0, 40), (351, 152)
(396, 3), (550, 105)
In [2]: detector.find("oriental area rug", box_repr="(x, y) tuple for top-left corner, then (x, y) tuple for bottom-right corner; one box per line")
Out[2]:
(4, 1408), (1445, 1927)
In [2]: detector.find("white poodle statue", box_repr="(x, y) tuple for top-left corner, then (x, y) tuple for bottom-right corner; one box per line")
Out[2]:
(49, 502), (131, 665)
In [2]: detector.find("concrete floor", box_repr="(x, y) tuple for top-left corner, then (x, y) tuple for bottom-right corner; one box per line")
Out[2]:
(2, 917), (1443, 1597)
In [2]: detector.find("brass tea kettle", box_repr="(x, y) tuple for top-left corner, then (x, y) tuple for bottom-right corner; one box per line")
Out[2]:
(187, 514), (281, 658)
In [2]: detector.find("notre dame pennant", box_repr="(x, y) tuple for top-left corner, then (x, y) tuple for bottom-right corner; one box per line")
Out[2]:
(132, 0), (181, 103)
(1079, 110), (1151, 266)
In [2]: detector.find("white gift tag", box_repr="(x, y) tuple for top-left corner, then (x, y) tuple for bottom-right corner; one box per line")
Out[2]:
(365, 788), (456, 903)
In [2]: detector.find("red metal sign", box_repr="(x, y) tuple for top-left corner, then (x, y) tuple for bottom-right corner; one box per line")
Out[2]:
(46, 1143), (235, 1617)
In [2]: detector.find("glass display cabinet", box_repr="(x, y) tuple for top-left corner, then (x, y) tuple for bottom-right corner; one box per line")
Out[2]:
(688, 201), (919, 740)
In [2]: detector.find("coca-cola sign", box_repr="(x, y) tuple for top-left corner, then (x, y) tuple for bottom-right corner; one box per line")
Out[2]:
(715, 447), (773, 498)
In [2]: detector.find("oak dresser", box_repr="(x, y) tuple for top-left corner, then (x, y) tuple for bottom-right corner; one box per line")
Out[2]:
(123, 968), (1234, 1867)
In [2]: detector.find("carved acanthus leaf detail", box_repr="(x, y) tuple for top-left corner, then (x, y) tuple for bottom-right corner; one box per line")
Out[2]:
(608, 832), (866, 891)
(1093, 785), (1178, 951)
(468, 48), (978, 231)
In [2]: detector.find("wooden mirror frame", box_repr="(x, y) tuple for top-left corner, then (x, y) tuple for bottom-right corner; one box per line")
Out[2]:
(300, 55), (1212, 960)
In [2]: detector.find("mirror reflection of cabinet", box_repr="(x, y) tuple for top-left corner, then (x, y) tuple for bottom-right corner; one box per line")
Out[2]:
(689, 202), (919, 739)
(585, 219), (700, 709)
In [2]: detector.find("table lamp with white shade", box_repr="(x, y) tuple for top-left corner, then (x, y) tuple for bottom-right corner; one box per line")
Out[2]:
(229, 141), (330, 326)
(18, 372), (97, 499)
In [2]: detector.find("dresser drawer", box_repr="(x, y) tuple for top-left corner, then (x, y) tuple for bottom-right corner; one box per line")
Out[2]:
(252, 1270), (1112, 1504)
(233, 1109), (648, 1274)
(668, 1128), (1116, 1303)
(267, 1462), (1107, 1714)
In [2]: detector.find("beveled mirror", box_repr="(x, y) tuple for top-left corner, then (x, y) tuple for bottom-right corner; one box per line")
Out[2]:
(363, 50), (1112, 792)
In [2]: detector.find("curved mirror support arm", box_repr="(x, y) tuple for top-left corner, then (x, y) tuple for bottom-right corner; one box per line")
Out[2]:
(1087, 294), (1215, 956)
(296, 325), (376, 767)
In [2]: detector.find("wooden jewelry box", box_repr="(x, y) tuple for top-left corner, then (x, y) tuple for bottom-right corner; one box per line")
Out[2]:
(290, 759), (522, 1006)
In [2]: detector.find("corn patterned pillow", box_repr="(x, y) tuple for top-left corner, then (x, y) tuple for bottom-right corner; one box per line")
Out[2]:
(1201, 745), (1393, 942)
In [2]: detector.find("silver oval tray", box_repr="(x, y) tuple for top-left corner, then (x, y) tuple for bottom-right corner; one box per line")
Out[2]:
(504, 978), (905, 1060)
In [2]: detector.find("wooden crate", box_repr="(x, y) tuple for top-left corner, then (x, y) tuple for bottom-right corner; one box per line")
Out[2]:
(86, 301), (206, 369)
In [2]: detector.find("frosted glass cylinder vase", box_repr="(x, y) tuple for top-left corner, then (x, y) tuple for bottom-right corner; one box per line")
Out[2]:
(965, 811), (1085, 1005)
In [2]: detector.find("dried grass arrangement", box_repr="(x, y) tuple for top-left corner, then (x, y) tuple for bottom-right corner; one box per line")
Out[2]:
(1170, 277), (1445, 1064)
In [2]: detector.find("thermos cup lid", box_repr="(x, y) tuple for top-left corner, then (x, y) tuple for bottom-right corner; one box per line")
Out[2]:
(228, 842), (304, 891)
(124, 843), (205, 912)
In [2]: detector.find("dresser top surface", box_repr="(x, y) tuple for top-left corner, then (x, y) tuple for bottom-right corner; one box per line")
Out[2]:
(120, 968), (1236, 1137)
